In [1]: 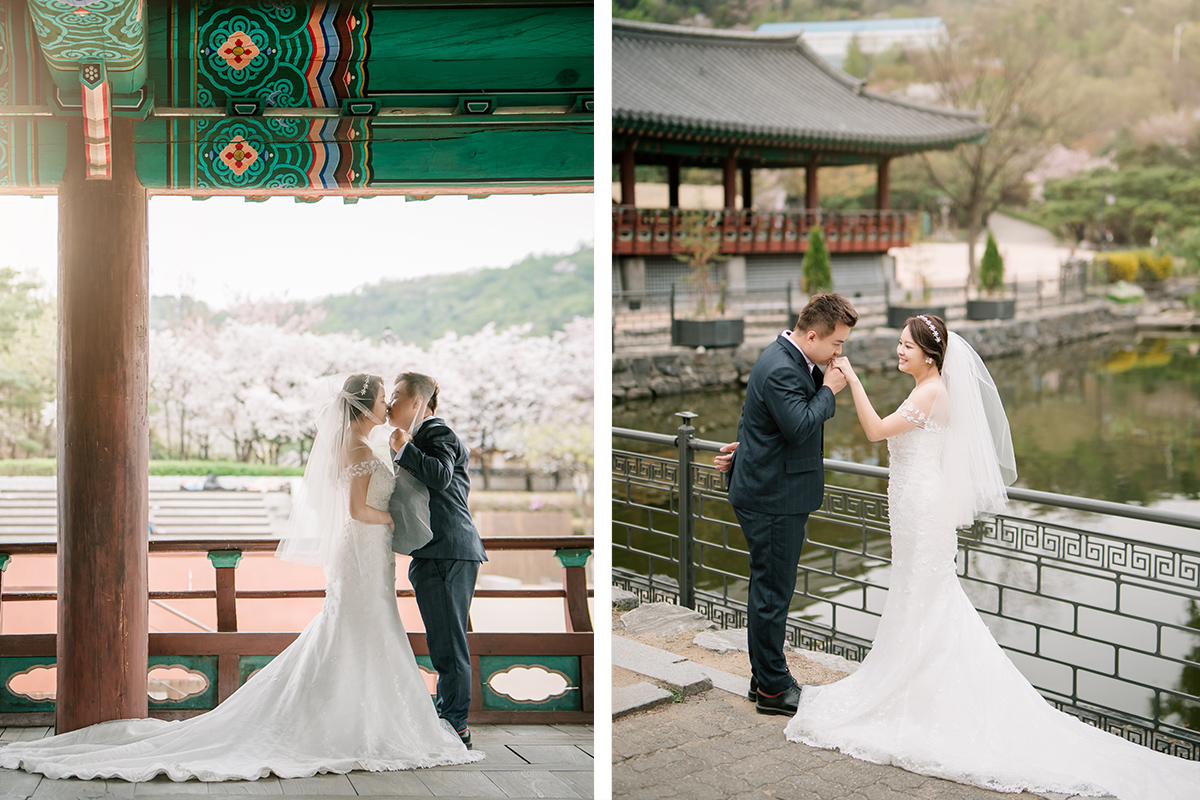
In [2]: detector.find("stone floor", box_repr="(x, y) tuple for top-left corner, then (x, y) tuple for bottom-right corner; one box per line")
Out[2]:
(0, 724), (593, 799)
(613, 690), (1114, 800)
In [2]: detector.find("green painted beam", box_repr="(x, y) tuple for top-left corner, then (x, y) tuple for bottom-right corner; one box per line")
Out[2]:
(27, 0), (148, 95)
(132, 117), (592, 190)
(0, 1), (593, 192)
(366, 7), (592, 92)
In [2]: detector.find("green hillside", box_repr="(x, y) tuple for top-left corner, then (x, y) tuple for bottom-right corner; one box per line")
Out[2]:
(313, 246), (593, 345)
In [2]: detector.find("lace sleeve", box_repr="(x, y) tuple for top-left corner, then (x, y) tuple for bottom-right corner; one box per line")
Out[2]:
(899, 399), (946, 433)
(344, 459), (385, 478)
(898, 399), (930, 429)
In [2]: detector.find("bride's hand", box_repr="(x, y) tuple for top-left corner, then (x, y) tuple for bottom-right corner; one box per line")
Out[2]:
(833, 357), (859, 385)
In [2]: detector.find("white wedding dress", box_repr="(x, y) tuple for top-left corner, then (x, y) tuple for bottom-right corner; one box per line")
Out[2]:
(785, 404), (1200, 799)
(0, 459), (482, 782)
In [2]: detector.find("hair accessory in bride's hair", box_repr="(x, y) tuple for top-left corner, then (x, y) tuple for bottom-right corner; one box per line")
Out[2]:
(917, 315), (941, 344)
(357, 378), (371, 397)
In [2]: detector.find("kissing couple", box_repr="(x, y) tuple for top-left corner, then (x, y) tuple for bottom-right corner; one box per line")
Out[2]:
(1, 372), (487, 781)
(716, 293), (1200, 799)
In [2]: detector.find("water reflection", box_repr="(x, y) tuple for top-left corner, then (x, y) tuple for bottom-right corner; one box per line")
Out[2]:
(616, 333), (1200, 507)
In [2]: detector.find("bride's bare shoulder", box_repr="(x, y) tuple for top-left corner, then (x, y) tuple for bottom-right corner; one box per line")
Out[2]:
(340, 442), (382, 473)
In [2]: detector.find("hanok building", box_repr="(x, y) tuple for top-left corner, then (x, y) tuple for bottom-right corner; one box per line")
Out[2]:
(612, 19), (986, 306)
(0, 0), (592, 735)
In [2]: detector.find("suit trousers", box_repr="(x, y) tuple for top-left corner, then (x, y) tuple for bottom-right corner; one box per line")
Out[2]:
(732, 506), (809, 694)
(409, 557), (481, 731)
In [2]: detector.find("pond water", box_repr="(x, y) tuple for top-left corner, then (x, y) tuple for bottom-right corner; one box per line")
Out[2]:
(614, 331), (1200, 733)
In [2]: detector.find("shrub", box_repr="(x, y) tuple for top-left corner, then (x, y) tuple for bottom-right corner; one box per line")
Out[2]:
(804, 226), (832, 294)
(1139, 252), (1173, 282)
(979, 231), (1005, 295)
(1105, 252), (1138, 283)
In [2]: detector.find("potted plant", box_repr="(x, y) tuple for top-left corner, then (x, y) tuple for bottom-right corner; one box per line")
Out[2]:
(671, 211), (744, 348)
(966, 231), (1016, 320)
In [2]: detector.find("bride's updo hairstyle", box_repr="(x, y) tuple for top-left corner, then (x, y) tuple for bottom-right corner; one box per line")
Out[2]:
(342, 373), (383, 420)
(395, 371), (439, 415)
(905, 314), (948, 371)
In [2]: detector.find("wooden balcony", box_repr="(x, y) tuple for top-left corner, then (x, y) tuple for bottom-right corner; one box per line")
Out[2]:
(612, 206), (913, 257)
(0, 536), (593, 727)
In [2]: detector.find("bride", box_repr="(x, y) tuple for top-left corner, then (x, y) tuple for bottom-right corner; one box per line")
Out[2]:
(785, 316), (1200, 799)
(0, 373), (483, 781)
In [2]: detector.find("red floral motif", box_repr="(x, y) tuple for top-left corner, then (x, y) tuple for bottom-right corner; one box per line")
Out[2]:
(219, 136), (258, 176)
(218, 31), (260, 70)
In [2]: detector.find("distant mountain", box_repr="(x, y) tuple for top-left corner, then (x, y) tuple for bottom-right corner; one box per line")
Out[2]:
(312, 246), (593, 346)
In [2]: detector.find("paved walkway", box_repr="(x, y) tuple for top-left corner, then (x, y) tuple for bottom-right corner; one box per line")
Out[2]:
(612, 625), (1115, 800)
(0, 724), (592, 799)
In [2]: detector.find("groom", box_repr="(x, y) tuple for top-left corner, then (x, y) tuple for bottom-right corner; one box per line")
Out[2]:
(387, 372), (487, 749)
(715, 293), (857, 715)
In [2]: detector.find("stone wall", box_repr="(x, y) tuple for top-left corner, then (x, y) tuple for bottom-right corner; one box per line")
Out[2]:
(613, 301), (1138, 401)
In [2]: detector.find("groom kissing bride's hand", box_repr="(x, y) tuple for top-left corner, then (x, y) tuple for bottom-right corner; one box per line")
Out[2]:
(713, 293), (859, 717)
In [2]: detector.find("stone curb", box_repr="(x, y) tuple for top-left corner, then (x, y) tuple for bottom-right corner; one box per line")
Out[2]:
(613, 636), (713, 698)
(612, 681), (674, 719)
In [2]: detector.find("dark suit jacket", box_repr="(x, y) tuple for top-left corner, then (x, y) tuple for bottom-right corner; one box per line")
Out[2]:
(392, 417), (488, 562)
(727, 333), (835, 516)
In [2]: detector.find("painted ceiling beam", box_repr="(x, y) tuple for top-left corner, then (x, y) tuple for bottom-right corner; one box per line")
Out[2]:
(27, 0), (148, 96)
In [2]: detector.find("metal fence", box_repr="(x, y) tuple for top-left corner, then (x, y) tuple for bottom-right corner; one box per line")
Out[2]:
(612, 259), (1095, 350)
(613, 413), (1200, 760)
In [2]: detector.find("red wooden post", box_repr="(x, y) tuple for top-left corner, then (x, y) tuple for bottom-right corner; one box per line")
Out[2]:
(57, 117), (150, 732)
(556, 549), (593, 633)
(806, 161), (819, 209)
(208, 550), (242, 638)
(723, 154), (738, 210)
(0, 553), (8, 630)
(619, 145), (637, 207)
(877, 157), (891, 210)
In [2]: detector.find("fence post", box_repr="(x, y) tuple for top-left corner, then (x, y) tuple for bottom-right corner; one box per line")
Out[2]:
(675, 412), (698, 609)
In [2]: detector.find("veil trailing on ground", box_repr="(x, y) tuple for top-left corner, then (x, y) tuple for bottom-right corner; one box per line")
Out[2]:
(276, 376), (385, 568)
(939, 332), (1018, 529)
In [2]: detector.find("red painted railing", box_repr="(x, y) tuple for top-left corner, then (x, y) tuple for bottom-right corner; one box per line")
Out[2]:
(0, 537), (593, 726)
(612, 206), (913, 256)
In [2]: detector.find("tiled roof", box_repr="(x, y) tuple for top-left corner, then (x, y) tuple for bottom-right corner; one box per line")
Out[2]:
(613, 19), (987, 154)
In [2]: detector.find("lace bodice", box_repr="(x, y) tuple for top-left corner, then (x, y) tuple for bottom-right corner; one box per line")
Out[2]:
(342, 459), (395, 512)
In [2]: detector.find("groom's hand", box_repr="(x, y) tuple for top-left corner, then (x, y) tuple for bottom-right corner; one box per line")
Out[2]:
(714, 441), (738, 472)
(390, 427), (413, 451)
(824, 361), (848, 394)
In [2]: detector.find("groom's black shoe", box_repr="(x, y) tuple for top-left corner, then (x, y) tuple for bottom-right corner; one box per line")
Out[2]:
(457, 728), (472, 750)
(755, 682), (801, 716)
(748, 676), (758, 702)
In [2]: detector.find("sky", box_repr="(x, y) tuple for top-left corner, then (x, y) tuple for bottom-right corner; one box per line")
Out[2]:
(0, 192), (595, 308)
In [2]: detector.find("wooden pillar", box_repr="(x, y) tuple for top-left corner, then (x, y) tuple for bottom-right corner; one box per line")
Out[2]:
(667, 160), (681, 208)
(877, 157), (891, 210)
(723, 154), (737, 210)
(619, 145), (636, 207)
(56, 117), (150, 732)
(741, 165), (753, 210)
(806, 162), (819, 209)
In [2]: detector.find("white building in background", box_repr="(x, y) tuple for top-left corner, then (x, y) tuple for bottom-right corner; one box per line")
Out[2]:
(757, 17), (948, 69)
